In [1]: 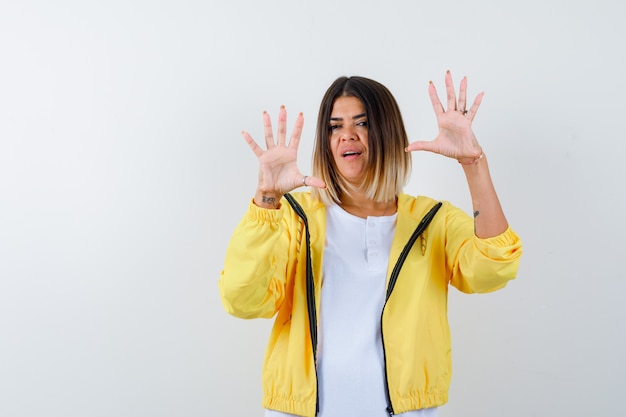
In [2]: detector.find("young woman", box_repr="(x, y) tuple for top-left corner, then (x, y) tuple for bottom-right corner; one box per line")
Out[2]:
(219, 72), (522, 417)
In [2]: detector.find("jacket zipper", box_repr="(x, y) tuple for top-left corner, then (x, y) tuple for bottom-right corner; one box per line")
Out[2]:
(380, 202), (443, 416)
(381, 307), (395, 416)
(284, 194), (320, 415)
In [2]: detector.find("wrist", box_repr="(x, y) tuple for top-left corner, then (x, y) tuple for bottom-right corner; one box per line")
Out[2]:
(458, 150), (484, 166)
(254, 190), (282, 209)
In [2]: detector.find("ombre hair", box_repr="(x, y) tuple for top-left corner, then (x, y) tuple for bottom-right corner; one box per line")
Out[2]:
(311, 76), (411, 205)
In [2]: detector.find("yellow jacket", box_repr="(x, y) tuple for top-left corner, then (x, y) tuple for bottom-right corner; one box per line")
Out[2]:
(219, 192), (522, 417)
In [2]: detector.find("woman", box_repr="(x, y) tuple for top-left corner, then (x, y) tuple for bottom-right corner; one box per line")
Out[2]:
(219, 71), (522, 417)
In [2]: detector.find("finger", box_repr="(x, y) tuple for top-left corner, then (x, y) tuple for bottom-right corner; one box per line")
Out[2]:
(263, 111), (275, 149)
(458, 76), (467, 112)
(445, 70), (457, 111)
(466, 92), (484, 123)
(298, 175), (326, 189)
(288, 112), (304, 150)
(242, 130), (264, 158)
(277, 105), (287, 146)
(428, 81), (445, 117)
(405, 140), (438, 153)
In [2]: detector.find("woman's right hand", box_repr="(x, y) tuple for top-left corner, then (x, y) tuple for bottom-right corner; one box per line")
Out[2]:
(243, 106), (325, 209)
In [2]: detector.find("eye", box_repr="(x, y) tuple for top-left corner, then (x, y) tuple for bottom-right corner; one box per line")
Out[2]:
(329, 124), (341, 131)
(356, 120), (368, 127)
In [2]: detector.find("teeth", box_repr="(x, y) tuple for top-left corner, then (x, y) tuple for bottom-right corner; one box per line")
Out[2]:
(343, 151), (359, 156)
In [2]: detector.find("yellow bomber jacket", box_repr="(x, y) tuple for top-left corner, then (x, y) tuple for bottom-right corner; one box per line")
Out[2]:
(219, 192), (522, 417)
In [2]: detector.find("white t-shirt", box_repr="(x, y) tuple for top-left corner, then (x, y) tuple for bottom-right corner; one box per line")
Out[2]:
(266, 204), (437, 417)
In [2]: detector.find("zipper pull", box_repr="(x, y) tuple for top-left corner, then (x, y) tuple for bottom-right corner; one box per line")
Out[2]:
(386, 406), (394, 416)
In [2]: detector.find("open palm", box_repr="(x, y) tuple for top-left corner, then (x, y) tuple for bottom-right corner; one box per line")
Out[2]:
(406, 71), (483, 162)
(243, 106), (325, 196)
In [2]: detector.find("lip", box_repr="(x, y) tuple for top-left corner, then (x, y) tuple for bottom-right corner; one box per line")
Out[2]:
(340, 147), (363, 158)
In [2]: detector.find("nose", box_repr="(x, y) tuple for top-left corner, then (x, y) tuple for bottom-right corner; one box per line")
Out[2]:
(340, 125), (356, 141)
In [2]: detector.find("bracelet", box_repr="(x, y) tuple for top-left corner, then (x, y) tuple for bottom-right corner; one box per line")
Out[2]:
(458, 151), (484, 166)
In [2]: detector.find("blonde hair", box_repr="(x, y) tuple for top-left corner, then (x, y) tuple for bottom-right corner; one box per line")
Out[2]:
(311, 76), (411, 205)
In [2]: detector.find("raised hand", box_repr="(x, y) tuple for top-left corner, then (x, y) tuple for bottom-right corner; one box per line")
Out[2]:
(406, 71), (484, 164)
(243, 106), (325, 208)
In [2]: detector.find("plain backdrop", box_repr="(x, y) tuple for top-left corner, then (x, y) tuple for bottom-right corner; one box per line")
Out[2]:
(1, 1), (625, 416)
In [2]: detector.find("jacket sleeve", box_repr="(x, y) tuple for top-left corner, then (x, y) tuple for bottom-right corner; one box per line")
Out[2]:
(218, 200), (295, 319)
(443, 203), (523, 294)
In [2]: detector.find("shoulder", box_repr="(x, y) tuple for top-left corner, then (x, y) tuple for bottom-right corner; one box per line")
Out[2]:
(398, 193), (470, 225)
(398, 193), (446, 217)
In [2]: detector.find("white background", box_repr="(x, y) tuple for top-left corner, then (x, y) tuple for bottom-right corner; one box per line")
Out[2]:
(1, 1), (625, 416)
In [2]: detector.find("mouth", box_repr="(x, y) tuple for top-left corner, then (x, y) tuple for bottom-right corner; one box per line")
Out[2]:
(342, 150), (362, 157)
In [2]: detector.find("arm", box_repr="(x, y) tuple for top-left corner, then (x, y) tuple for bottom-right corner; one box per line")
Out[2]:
(219, 201), (293, 319)
(442, 202), (522, 294)
(219, 106), (324, 318)
(461, 154), (508, 238)
(406, 71), (508, 238)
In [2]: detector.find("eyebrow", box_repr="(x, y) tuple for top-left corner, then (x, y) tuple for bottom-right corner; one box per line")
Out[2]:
(329, 112), (367, 121)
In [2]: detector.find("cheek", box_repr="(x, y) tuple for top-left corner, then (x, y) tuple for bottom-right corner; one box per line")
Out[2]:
(361, 130), (369, 145)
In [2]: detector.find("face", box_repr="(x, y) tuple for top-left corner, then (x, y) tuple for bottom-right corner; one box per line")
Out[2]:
(329, 95), (369, 187)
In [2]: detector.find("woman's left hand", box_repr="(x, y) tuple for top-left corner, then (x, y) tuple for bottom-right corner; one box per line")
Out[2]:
(406, 71), (483, 163)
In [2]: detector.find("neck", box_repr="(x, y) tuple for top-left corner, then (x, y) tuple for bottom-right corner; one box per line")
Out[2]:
(339, 192), (397, 218)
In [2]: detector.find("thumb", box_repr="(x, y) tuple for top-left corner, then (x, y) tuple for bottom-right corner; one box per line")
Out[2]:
(405, 140), (438, 153)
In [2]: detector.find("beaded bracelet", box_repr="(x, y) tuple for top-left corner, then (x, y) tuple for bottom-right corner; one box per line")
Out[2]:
(458, 151), (484, 166)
